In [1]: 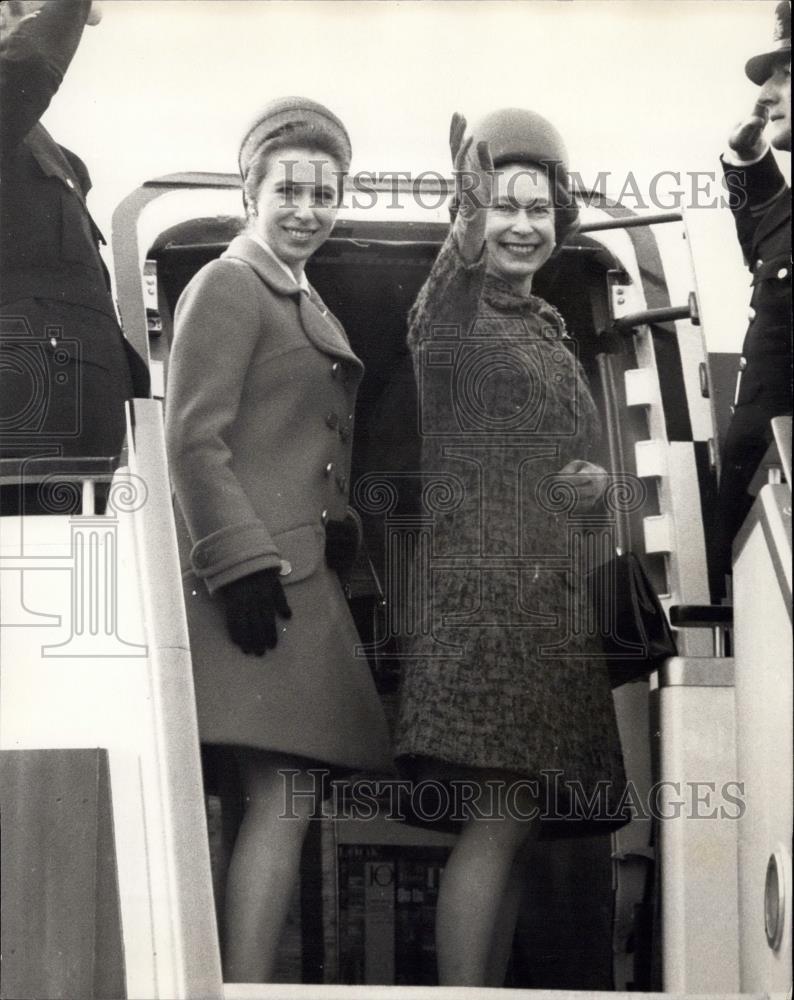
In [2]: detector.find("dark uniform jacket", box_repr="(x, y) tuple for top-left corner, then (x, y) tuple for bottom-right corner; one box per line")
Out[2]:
(716, 149), (792, 569)
(0, 0), (148, 477)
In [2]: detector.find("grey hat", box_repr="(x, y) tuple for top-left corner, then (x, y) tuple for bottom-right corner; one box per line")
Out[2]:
(239, 96), (352, 178)
(468, 107), (569, 172)
(746, 1), (791, 85)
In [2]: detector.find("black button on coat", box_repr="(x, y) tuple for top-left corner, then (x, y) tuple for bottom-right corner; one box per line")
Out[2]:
(716, 150), (792, 565)
(166, 236), (392, 772)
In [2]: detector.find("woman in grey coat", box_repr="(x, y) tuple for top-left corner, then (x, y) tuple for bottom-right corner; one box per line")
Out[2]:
(394, 110), (627, 986)
(166, 97), (392, 983)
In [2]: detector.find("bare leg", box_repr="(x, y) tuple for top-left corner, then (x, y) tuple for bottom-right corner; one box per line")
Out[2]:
(484, 837), (535, 986)
(207, 756), (244, 943)
(223, 752), (317, 983)
(435, 772), (538, 986)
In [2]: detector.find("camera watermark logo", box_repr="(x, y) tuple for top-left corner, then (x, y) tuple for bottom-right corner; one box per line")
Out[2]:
(417, 317), (577, 437)
(0, 314), (82, 447)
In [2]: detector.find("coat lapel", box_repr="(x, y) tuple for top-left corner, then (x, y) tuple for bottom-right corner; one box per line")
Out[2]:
(223, 235), (362, 368)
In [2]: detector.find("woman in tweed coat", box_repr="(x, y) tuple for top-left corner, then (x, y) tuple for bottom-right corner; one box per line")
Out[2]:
(394, 110), (627, 986)
(166, 98), (391, 983)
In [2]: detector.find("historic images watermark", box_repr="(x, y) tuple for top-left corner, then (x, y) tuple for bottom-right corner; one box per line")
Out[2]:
(275, 159), (753, 211)
(279, 769), (746, 824)
(1, 309), (149, 656)
(354, 311), (649, 663)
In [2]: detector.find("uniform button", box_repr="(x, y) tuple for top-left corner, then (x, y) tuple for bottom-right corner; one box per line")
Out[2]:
(278, 559), (292, 577)
(778, 267), (789, 279)
(739, 357), (747, 371)
(748, 307), (756, 322)
(755, 259), (763, 271)
(336, 475), (348, 493)
(321, 509), (329, 524)
(324, 462), (335, 477)
(66, 177), (75, 189)
(331, 362), (341, 379)
(325, 412), (339, 430)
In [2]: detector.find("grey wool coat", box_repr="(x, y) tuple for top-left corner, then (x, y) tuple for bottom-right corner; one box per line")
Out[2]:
(166, 234), (392, 772)
(394, 234), (627, 832)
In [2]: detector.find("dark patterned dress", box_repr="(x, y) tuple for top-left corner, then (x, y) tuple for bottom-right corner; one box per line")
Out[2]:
(394, 234), (626, 831)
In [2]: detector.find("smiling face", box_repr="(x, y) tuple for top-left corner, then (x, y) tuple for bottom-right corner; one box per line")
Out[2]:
(250, 147), (340, 277)
(759, 59), (791, 151)
(484, 162), (556, 295)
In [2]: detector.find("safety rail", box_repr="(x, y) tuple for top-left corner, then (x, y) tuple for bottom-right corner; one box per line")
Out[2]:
(0, 400), (222, 999)
(613, 293), (700, 332)
(578, 210), (683, 234)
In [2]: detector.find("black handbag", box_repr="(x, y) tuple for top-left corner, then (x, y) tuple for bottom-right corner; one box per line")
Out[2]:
(588, 352), (678, 687)
(588, 550), (678, 688)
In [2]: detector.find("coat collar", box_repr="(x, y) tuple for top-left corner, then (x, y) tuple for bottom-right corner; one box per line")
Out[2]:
(224, 234), (305, 296)
(223, 234), (362, 369)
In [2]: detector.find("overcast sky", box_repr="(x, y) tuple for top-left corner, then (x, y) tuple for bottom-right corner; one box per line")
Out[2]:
(42, 0), (790, 352)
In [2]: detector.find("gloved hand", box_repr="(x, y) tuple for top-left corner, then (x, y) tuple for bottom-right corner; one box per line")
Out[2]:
(325, 517), (360, 580)
(218, 567), (292, 656)
(449, 112), (494, 262)
(87, 2), (104, 26)
(557, 460), (609, 509)
(728, 102), (769, 161)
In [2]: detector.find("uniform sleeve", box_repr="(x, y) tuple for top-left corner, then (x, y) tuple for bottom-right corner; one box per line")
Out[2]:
(406, 229), (487, 357)
(166, 260), (282, 593)
(0, 0), (91, 153)
(721, 149), (789, 267)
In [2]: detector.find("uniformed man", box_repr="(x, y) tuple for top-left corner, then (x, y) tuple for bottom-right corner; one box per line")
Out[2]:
(0, 0), (149, 513)
(716, 0), (791, 582)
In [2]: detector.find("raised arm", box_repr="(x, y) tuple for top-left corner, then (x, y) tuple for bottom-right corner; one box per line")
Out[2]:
(407, 113), (494, 351)
(722, 103), (789, 266)
(0, 0), (92, 153)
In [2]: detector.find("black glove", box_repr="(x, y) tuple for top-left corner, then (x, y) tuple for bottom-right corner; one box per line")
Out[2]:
(449, 111), (493, 262)
(324, 518), (360, 579)
(218, 567), (292, 656)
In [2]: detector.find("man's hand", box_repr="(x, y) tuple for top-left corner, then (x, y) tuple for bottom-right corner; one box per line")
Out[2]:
(86, 1), (103, 26)
(728, 102), (770, 161)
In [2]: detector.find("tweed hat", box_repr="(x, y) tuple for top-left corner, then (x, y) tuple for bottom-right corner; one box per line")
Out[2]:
(238, 96), (352, 178)
(746, 1), (791, 85)
(467, 107), (570, 172)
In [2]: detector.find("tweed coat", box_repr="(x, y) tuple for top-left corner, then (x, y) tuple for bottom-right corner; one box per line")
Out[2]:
(716, 149), (792, 565)
(394, 234), (627, 830)
(0, 0), (147, 468)
(166, 235), (392, 771)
